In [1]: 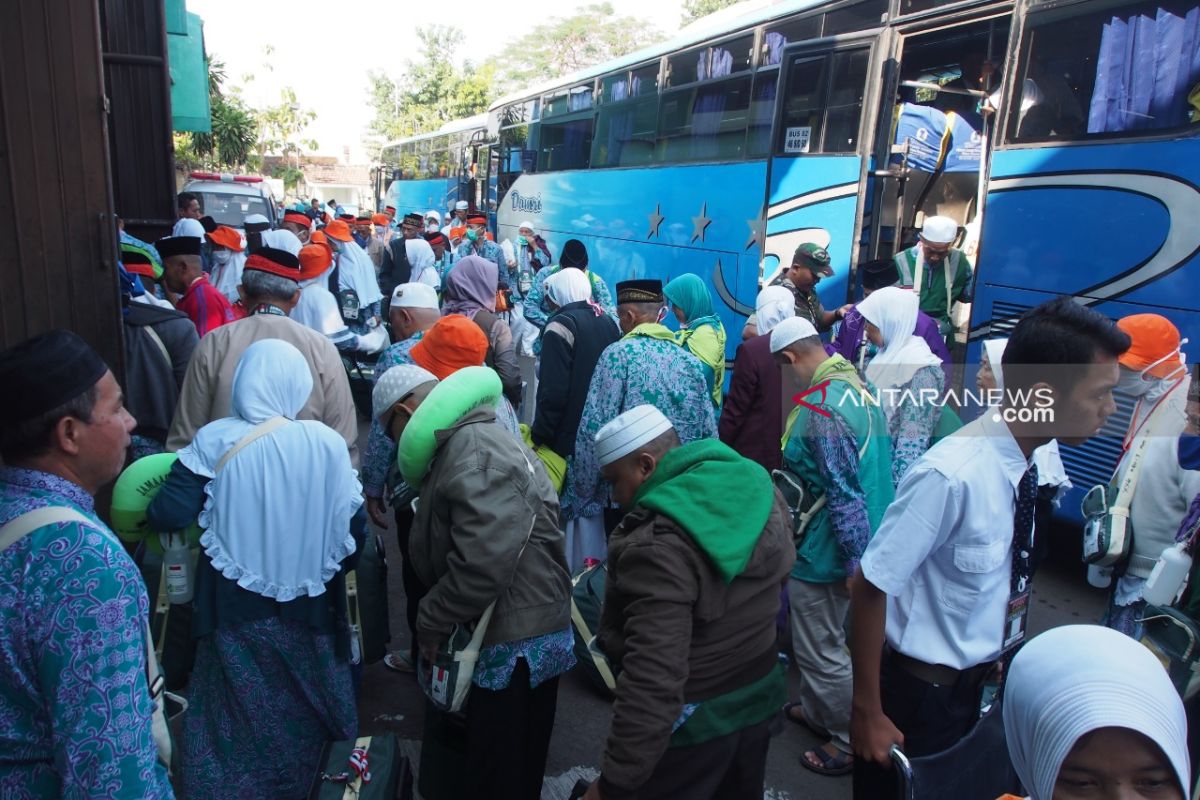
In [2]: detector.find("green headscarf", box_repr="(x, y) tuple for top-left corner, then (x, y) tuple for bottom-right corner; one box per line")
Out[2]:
(664, 274), (721, 332)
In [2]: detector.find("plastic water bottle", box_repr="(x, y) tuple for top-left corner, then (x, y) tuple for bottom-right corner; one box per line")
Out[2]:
(1087, 564), (1113, 589)
(161, 532), (195, 604)
(1143, 544), (1193, 606)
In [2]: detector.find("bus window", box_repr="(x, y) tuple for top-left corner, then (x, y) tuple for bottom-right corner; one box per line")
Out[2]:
(823, 0), (888, 35)
(545, 85), (594, 117)
(593, 95), (658, 167)
(501, 100), (537, 126)
(778, 48), (870, 154)
(763, 16), (822, 66)
(898, 0), (964, 14)
(630, 64), (660, 97)
(658, 74), (754, 162)
(1008, 0), (1200, 142)
(539, 118), (594, 171)
(747, 70), (779, 157)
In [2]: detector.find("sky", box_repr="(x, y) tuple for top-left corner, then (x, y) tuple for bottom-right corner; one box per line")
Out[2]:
(190, 0), (686, 164)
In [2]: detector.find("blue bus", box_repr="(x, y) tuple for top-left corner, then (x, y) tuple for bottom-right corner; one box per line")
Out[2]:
(474, 0), (1198, 522)
(376, 113), (489, 218)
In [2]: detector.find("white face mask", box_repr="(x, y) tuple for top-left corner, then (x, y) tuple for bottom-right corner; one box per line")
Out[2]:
(211, 250), (233, 265)
(426, 222), (439, 233)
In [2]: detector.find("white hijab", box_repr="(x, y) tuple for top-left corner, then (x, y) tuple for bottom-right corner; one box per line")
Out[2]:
(336, 240), (384, 308)
(1004, 624), (1189, 800)
(210, 249), (247, 303)
(859, 287), (942, 403)
(755, 285), (795, 334)
(177, 339), (360, 601)
(261, 228), (302, 256)
(546, 268), (592, 307)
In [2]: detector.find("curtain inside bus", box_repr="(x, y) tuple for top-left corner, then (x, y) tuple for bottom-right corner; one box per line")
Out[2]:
(692, 47), (736, 159)
(1088, 5), (1200, 133)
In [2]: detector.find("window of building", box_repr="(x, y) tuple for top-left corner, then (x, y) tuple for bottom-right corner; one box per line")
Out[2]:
(1007, 0), (1200, 142)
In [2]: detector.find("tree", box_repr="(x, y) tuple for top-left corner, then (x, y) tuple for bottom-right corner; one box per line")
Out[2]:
(486, 3), (663, 95)
(681, 0), (744, 25)
(175, 57), (258, 171)
(255, 87), (318, 190)
(364, 25), (496, 157)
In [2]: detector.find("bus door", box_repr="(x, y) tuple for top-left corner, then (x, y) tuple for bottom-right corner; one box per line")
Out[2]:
(764, 33), (890, 307)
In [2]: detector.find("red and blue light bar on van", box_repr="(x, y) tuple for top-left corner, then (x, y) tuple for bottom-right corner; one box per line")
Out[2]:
(188, 172), (264, 183)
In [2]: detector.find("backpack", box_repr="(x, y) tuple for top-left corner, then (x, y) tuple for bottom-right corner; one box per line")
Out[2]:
(570, 561), (618, 696)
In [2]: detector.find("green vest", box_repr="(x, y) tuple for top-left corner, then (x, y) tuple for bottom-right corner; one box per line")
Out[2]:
(783, 371), (895, 583)
(894, 246), (972, 334)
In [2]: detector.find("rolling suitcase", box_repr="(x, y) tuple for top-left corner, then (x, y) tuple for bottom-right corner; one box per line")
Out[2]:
(889, 702), (1020, 800)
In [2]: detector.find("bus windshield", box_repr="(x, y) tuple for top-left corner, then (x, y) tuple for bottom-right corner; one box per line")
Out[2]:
(197, 191), (272, 229)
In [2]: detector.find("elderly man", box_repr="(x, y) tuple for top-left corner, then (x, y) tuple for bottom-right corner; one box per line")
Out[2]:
(0, 331), (172, 797)
(380, 212), (438, 311)
(167, 246), (358, 463)
(280, 207), (313, 245)
(583, 405), (792, 800)
(381, 363), (574, 798)
(893, 215), (973, 340)
(573, 279), (717, 542)
(771, 316), (894, 778)
(158, 234), (235, 337)
(742, 244), (850, 340)
(444, 199), (469, 245)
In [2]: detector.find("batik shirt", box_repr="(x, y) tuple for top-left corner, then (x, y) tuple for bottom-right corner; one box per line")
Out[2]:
(571, 326), (718, 519)
(797, 412), (872, 579)
(474, 628), (576, 691)
(455, 239), (507, 286)
(0, 468), (172, 798)
(889, 366), (945, 487)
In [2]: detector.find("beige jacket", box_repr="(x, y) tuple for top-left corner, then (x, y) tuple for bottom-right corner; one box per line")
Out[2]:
(166, 312), (359, 465)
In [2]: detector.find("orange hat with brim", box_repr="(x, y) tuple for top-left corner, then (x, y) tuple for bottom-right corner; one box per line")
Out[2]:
(410, 314), (489, 380)
(1117, 313), (1183, 378)
(298, 243), (333, 281)
(372, 213), (390, 226)
(324, 219), (353, 242)
(205, 225), (244, 252)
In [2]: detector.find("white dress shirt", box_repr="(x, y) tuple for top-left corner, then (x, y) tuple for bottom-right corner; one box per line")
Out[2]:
(860, 412), (1033, 669)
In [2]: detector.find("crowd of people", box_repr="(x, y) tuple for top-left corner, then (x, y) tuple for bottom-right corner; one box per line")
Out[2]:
(0, 190), (1198, 800)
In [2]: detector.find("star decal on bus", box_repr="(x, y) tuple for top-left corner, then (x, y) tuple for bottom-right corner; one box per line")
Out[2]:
(745, 215), (765, 251)
(691, 202), (712, 244)
(646, 203), (665, 239)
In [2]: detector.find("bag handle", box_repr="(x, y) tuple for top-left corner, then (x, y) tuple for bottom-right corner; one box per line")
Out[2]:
(214, 416), (289, 473)
(1113, 407), (1164, 511)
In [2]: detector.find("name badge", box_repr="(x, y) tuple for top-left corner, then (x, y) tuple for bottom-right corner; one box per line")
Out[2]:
(1002, 589), (1031, 655)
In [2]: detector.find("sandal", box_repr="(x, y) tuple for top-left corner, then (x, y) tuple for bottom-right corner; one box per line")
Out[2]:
(800, 743), (854, 777)
(783, 702), (829, 738)
(383, 650), (415, 674)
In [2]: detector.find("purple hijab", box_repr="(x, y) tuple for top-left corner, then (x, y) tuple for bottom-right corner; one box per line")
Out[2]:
(442, 254), (497, 320)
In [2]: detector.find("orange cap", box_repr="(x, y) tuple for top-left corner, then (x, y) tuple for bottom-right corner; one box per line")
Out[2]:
(205, 225), (244, 251)
(372, 213), (390, 227)
(1117, 314), (1183, 378)
(410, 314), (489, 379)
(324, 219), (353, 242)
(298, 243), (333, 281)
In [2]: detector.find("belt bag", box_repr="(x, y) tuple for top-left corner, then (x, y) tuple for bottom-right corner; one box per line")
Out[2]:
(1082, 423), (1153, 567)
(773, 406), (872, 545)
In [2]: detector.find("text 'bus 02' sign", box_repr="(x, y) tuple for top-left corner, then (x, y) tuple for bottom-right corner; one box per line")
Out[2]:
(784, 126), (813, 154)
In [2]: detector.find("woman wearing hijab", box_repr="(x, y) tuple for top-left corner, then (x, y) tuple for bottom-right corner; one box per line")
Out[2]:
(858, 286), (946, 485)
(146, 340), (361, 799)
(1004, 624), (1189, 800)
(442, 254), (523, 407)
(664, 273), (727, 407)
(533, 268), (621, 570)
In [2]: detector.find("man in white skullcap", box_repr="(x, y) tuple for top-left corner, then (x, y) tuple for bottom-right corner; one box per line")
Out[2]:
(583, 405), (793, 800)
(443, 200), (471, 245)
(892, 215), (973, 342)
(771, 316), (894, 778)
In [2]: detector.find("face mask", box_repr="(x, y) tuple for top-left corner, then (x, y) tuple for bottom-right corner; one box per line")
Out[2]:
(1180, 435), (1200, 471)
(517, 235), (529, 247)
(466, 228), (480, 242)
(1116, 368), (1154, 397)
(426, 222), (439, 233)
(655, 306), (669, 324)
(211, 250), (232, 265)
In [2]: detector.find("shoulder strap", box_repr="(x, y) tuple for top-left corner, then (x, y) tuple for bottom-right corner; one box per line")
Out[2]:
(0, 506), (95, 552)
(214, 416), (289, 473)
(894, 249), (914, 286)
(945, 250), (959, 315)
(142, 325), (173, 371)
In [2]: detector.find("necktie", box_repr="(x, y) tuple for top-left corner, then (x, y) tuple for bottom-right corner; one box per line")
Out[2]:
(1011, 464), (1040, 594)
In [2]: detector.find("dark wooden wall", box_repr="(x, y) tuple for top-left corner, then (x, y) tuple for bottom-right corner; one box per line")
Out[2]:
(101, 0), (176, 241)
(0, 0), (124, 373)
